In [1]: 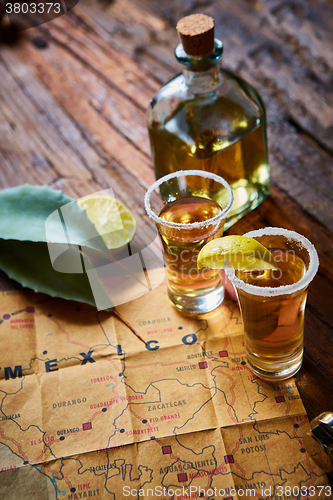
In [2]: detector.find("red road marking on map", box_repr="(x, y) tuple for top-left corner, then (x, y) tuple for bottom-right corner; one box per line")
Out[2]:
(44, 463), (62, 477)
(34, 444), (50, 463)
(0, 428), (28, 461)
(90, 411), (105, 421)
(213, 367), (237, 423)
(232, 458), (247, 479)
(221, 337), (229, 350)
(228, 426), (247, 479)
(232, 425), (244, 455)
(127, 407), (144, 420)
(45, 462), (73, 493)
(46, 316), (96, 350)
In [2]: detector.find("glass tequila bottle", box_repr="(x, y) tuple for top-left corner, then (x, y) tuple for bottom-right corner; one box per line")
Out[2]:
(147, 14), (270, 229)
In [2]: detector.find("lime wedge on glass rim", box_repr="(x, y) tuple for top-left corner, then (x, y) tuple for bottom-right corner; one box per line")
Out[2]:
(77, 195), (136, 250)
(197, 235), (278, 271)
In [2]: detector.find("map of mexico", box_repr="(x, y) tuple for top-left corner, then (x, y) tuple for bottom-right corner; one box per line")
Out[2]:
(0, 280), (330, 499)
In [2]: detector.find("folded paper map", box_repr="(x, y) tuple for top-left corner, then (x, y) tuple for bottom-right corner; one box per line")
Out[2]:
(0, 276), (329, 499)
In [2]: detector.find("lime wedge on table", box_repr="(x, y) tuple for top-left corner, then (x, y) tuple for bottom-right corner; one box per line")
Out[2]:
(197, 235), (278, 271)
(77, 195), (136, 250)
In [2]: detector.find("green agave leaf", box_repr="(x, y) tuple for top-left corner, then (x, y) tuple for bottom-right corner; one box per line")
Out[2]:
(0, 184), (72, 242)
(0, 184), (107, 252)
(0, 185), (111, 307)
(0, 240), (97, 307)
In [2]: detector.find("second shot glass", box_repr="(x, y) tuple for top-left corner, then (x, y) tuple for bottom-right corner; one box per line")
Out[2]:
(225, 227), (319, 381)
(144, 170), (233, 315)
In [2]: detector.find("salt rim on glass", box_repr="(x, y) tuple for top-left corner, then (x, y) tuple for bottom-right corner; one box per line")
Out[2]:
(224, 227), (319, 297)
(144, 170), (233, 230)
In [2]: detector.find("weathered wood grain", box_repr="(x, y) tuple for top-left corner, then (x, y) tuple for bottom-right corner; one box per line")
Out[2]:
(80, 0), (333, 233)
(0, 1), (332, 463)
(0, 40), (154, 215)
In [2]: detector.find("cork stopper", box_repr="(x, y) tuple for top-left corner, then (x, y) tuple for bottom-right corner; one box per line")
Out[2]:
(176, 14), (215, 56)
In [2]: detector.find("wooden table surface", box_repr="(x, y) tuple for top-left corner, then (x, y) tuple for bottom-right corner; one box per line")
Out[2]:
(0, 0), (332, 483)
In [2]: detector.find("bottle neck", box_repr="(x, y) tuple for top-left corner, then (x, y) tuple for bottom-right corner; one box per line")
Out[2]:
(175, 39), (223, 94)
(182, 63), (221, 93)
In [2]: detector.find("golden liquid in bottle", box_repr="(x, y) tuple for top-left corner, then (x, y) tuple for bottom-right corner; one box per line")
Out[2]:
(149, 102), (269, 229)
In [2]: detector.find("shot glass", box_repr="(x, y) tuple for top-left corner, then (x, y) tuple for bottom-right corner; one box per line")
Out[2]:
(225, 227), (319, 381)
(144, 170), (233, 314)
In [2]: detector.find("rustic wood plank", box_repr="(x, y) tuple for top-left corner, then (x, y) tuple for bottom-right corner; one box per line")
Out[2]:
(0, 54), (92, 189)
(0, 45), (154, 219)
(79, 0), (333, 234)
(1, 23), (156, 191)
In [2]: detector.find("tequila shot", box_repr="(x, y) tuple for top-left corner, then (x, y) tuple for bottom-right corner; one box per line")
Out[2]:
(145, 170), (233, 314)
